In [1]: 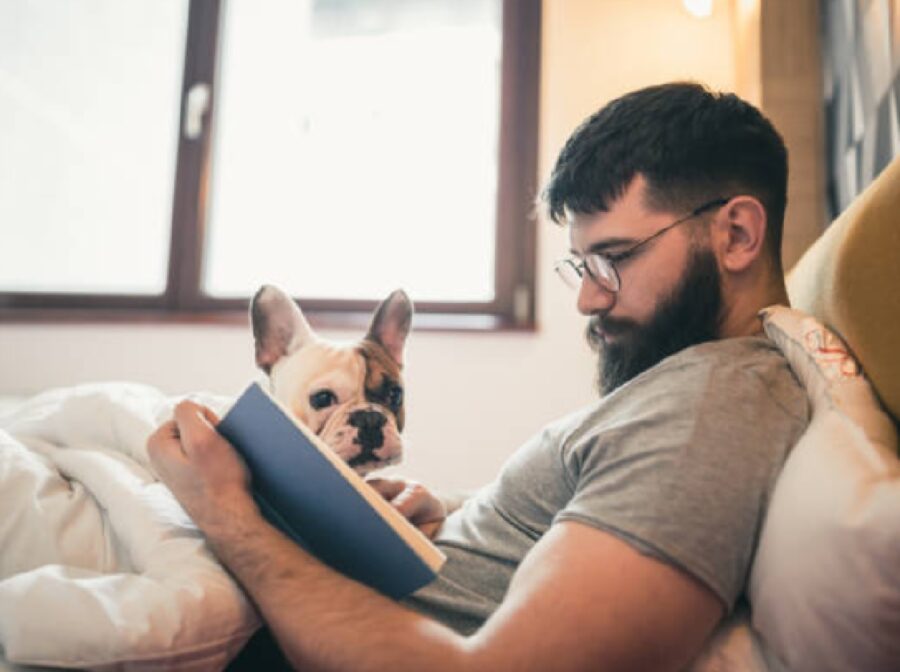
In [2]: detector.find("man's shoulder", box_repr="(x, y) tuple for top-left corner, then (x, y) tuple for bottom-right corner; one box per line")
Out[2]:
(661, 335), (788, 373)
(604, 336), (807, 425)
(650, 336), (798, 391)
(547, 336), (808, 455)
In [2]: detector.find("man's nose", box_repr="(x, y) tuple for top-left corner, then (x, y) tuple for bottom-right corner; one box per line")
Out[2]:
(577, 276), (616, 315)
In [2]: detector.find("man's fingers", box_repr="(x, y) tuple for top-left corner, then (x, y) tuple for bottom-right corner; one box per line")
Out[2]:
(146, 419), (188, 475)
(195, 402), (221, 425)
(146, 419), (180, 454)
(366, 478), (446, 536)
(148, 419), (178, 442)
(366, 478), (435, 518)
(173, 400), (220, 457)
(173, 399), (213, 426)
(392, 485), (423, 518)
(394, 482), (445, 523)
(367, 477), (407, 501)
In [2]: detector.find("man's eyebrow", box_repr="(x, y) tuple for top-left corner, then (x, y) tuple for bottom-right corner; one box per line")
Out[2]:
(579, 237), (636, 255)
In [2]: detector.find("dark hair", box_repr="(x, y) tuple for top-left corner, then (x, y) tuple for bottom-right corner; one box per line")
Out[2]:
(542, 82), (789, 267)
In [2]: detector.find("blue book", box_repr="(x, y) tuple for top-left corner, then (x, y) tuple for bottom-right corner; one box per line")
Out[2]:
(217, 382), (446, 599)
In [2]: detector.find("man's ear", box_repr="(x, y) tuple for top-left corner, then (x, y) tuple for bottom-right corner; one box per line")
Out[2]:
(366, 290), (413, 367)
(713, 196), (768, 273)
(250, 285), (317, 373)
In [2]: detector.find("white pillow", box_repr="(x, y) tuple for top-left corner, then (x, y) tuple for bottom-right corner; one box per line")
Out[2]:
(749, 306), (900, 672)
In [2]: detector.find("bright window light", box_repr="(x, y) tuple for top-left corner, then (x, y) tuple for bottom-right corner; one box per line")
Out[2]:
(203, 0), (502, 303)
(683, 0), (714, 19)
(0, 1), (187, 294)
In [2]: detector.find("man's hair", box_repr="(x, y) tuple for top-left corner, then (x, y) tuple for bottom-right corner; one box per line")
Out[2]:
(542, 82), (789, 268)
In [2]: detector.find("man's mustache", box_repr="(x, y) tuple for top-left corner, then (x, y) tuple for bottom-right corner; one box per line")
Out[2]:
(585, 315), (639, 348)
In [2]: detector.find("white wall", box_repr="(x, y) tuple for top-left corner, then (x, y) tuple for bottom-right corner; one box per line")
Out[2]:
(0, 0), (738, 491)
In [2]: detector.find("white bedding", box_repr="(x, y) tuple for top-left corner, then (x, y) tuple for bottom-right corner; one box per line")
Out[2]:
(0, 383), (783, 672)
(0, 383), (260, 671)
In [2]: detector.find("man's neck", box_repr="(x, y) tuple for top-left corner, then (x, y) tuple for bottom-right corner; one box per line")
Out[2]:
(718, 276), (789, 339)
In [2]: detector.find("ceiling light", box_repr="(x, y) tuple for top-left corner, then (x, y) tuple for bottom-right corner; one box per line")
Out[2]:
(683, 0), (714, 18)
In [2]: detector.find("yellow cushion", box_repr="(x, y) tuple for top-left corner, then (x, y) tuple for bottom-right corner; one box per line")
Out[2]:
(787, 155), (900, 423)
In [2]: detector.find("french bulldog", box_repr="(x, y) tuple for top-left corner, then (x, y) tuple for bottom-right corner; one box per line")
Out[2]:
(250, 285), (412, 476)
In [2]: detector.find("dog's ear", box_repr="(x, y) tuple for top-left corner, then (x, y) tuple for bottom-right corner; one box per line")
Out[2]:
(251, 285), (316, 374)
(366, 289), (413, 367)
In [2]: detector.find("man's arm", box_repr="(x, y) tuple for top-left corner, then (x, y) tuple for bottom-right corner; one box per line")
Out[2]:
(149, 401), (723, 672)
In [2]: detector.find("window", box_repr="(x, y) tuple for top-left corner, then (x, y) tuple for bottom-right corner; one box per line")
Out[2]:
(0, 0), (540, 330)
(0, 1), (187, 299)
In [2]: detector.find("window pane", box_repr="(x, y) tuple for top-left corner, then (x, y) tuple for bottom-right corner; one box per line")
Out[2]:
(0, 1), (187, 294)
(204, 0), (501, 302)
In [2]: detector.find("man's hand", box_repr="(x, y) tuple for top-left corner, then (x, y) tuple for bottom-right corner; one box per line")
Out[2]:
(367, 477), (447, 539)
(147, 400), (258, 534)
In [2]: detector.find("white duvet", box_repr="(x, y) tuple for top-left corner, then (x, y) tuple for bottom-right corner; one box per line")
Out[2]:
(0, 383), (782, 672)
(0, 383), (260, 671)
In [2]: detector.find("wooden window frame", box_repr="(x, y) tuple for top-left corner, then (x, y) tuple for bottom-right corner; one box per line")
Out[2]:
(0, 0), (540, 332)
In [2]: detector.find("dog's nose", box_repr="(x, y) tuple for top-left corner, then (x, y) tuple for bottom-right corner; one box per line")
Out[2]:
(349, 410), (386, 430)
(349, 410), (386, 452)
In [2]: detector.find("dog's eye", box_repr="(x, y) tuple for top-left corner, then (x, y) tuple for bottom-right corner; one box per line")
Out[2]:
(309, 390), (337, 410)
(387, 386), (403, 410)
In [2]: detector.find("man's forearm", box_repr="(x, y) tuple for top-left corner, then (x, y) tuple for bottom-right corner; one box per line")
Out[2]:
(205, 508), (471, 672)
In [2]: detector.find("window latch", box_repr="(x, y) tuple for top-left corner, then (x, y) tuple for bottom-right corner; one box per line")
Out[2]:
(183, 82), (211, 140)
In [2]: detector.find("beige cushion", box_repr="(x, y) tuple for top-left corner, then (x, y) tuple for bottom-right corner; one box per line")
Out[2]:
(748, 306), (900, 672)
(787, 155), (900, 424)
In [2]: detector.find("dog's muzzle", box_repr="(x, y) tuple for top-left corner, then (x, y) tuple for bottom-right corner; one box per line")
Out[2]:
(349, 409), (387, 453)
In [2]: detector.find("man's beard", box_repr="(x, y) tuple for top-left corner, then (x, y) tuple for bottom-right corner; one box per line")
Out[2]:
(587, 246), (723, 395)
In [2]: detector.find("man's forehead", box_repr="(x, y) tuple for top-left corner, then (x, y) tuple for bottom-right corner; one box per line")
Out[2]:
(564, 178), (663, 252)
(565, 210), (596, 251)
(566, 209), (636, 254)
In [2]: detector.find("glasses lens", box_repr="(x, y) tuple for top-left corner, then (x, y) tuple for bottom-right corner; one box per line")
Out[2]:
(584, 255), (619, 292)
(554, 259), (583, 290)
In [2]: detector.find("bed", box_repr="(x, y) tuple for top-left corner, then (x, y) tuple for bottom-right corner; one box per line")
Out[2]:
(2, 156), (899, 671)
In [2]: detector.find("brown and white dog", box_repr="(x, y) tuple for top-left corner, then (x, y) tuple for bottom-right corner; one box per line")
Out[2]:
(250, 285), (412, 476)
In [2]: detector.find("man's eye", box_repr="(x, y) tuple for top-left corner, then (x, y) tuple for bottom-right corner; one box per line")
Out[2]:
(309, 390), (337, 410)
(600, 250), (628, 264)
(387, 386), (403, 409)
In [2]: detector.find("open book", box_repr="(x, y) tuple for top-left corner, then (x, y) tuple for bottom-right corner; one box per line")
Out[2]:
(217, 382), (446, 599)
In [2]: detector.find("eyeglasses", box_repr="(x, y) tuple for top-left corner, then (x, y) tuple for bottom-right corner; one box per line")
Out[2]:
(554, 197), (730, 293)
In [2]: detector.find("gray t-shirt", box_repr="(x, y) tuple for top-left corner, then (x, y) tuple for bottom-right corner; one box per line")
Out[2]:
(403, 337), (809, 635)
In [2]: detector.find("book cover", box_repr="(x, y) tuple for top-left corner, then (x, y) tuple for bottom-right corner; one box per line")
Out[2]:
(216, 382), (446, 599)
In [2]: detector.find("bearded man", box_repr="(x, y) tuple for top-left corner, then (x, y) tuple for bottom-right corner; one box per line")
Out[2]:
(149, 82), (810, 672)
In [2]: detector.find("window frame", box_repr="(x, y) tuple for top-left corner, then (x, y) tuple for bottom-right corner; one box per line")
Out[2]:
(0, 0), (540, 332)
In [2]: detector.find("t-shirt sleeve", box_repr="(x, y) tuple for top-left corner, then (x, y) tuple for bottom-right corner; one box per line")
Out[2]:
(553, 355), (805, 611)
